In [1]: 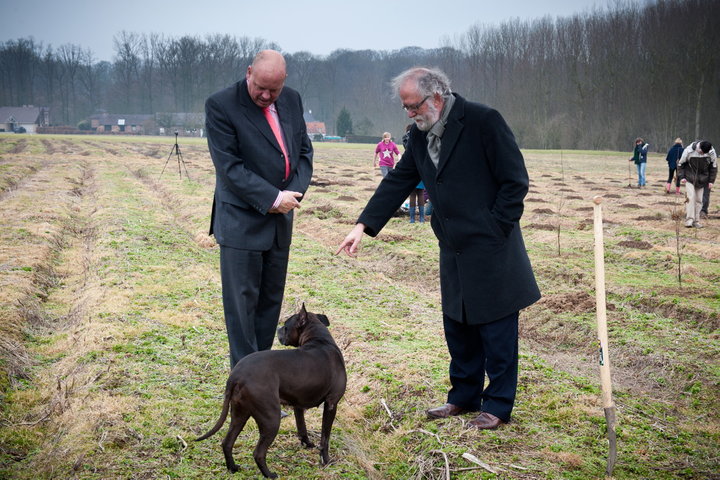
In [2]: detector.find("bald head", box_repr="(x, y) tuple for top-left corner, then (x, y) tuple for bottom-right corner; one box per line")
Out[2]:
(252, 50), (286, 73)
(246, 49), (287, 108)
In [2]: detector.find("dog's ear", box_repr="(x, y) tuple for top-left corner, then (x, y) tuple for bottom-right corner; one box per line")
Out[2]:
(316, 314), (330, 326)
(297, 303), (308, 328)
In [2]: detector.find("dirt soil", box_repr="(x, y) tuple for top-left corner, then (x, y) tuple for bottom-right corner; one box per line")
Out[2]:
(0, 138), (718, 479)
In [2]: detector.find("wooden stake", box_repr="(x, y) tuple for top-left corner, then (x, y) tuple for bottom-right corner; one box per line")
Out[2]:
(592, 195), (617, 478)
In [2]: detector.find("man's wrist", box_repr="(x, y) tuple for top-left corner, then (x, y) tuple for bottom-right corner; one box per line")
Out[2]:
(271, 191), (283, 210)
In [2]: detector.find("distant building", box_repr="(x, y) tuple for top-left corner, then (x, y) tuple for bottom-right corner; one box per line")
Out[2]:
(0, 105), (49, 133)
(89, 113), (153, 134)
(155, 112), (205, 136)
(86, 112), (205, 136)
(304, 110), (326, 139)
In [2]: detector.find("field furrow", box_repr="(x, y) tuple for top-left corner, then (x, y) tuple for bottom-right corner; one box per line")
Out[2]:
(0, 136), (717, 479)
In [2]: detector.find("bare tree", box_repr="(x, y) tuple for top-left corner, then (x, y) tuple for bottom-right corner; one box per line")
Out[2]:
(56, 44), (84, 123)
(0, 0), (717, 140)
(77, 50), (107, 120)
(112, 31), (142, 112)
(0, 38), (41, 106)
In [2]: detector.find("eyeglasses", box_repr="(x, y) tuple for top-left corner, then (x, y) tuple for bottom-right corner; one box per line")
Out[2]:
(402, 95), (430, 112)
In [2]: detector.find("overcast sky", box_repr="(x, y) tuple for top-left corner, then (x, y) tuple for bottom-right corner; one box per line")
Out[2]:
(2, 0), (611, 61)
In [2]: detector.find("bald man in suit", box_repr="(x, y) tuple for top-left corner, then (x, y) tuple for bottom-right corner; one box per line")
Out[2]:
(206, 50), (313, 368)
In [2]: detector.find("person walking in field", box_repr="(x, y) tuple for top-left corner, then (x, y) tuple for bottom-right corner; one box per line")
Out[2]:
(336, 67), (540, 430)
(374, 132), (401, 178)
(629, 137), (649, 187)
(678, 140), (717, 228)
(665, 137), (683, 194)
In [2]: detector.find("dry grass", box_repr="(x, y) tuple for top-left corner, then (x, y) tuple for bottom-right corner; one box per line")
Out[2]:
(0, 136), (718, 479)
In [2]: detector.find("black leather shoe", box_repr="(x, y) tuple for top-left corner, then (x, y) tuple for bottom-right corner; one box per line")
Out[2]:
(426, 403), (468, 419)
(468, 412), (506, 429)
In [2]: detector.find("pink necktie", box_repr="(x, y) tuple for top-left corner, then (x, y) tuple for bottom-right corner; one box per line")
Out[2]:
(263, 105), (290, 180)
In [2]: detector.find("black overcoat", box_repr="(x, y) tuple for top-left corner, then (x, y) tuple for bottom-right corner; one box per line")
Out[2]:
(358, 94), (540, 324)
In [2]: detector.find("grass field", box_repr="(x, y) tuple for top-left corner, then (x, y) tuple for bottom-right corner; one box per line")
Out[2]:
(0, 134), (718, 479)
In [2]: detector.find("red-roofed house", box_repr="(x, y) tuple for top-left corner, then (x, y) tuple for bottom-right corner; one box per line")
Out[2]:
(304, 111), (326, 139)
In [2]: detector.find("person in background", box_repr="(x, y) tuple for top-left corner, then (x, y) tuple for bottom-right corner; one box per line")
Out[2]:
(374, 132), (400, 178)
(205, 50), (313, 368)
(402, 123), (426, 223)
(629, 137), (649, 187)
(665, 137), (683, 194)
(336, 67), (540, 430)
(408, 179), (426, 223)
(677, 140), (717, 228)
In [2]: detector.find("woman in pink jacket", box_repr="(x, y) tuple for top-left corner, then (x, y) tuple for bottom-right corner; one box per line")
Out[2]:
(373, 132), (400, 178)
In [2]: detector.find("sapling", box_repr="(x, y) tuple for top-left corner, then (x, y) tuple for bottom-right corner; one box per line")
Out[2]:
(670, 202), (685, 286)
(555, 193), (565, 257)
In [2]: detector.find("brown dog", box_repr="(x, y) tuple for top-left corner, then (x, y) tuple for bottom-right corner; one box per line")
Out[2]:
(196, 304), (346, 478)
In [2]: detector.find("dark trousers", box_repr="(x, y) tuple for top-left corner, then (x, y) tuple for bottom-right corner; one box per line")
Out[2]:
(666, 167), (680, 186)
(219, 243), (289, 368)
(443, 310), (519, 422)
(701, 187), (711, 214)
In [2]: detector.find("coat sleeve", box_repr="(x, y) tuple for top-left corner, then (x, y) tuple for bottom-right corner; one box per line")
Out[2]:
(482, 109), (529, 235)
(358, 144), (420, 236)
(677, 146), (691, 181)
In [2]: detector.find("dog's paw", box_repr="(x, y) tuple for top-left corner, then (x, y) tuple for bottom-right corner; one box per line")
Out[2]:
(297, 434), (315, 448)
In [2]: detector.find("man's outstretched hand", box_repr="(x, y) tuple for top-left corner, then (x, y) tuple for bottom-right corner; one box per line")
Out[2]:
(335, 223), (366, 257)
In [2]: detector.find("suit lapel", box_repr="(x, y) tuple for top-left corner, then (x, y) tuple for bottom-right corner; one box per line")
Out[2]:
(238, 80), (283, 154)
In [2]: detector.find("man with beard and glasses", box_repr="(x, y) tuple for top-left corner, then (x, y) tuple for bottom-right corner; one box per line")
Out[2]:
(336, 67), (540, 430)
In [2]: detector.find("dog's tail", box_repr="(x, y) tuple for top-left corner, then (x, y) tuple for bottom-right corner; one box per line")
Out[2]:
(195, 383), (232, 441)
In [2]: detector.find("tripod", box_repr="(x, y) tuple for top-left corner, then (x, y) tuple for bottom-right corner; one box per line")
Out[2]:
(160, 132), (191, 180)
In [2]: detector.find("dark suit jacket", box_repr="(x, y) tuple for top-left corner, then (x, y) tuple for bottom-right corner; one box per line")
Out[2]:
(206, 80), (313, 250)
(358, 94), (540, 324)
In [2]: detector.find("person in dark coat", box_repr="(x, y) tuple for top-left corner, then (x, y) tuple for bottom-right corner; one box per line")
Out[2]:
(665, 137), (683, 194)
(629, 137), (649, 187)
(206, 50), (313, 368)
(336, 67), (540, 429)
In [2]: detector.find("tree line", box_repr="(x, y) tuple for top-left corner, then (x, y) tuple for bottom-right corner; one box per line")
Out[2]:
(1, 0), (717, 151)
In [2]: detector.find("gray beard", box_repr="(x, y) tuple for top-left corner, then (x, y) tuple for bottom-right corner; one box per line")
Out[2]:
(414, 103), (440, 132)
(415, 119), (431, 131)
